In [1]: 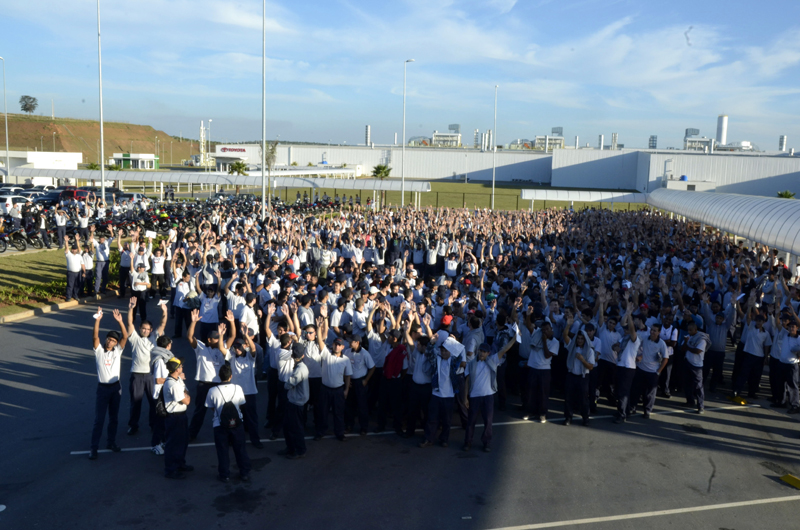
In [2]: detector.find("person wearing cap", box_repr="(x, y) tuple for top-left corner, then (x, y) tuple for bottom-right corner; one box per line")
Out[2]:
(162, 358), (193, 479)
(125, 296), (168, 437)
(149, 241), (168, 298)
(280, 344), (309, 459)
(130, 262), (151, 322)
(187, 308), (236, 441)
(93, 231), (114, 296)
(612, 300), (641, 424)
(262, 304), (290, 435)
(117, 229), (133, 298)
(773, 303), (800, 413)
(195, 271), (222, 342)
(682, 319), (710, 414)
(64, 235), (86, 302)
(88, 307), (129, 460)
(344, 333), (375, 435)
(596, 295), (621, 405)
(733, 297), (772, 400)
(464, 340), (513, 451)
(80, 237), (95, 298)
(304, 312), (352, 442)
(419, 330), (459, 448)
(230, 326), (263, 449)
(523, 318), (559, 424)
(629, 323), (667, 420)
(205, 364), (252, 483)
(699, 291), (737, 392)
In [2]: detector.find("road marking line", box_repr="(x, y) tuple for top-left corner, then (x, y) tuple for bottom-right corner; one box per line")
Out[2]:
(484, 495), (800, 530)
(67, 403), (760, 455)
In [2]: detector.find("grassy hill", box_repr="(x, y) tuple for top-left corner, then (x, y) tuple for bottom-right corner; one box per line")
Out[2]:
(0, 113), (201, 166)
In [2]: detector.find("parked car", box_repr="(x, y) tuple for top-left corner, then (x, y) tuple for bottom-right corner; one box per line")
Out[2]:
(0, 186), (24, 195)
(33, 192), (63, 208)
(30, 185), (56, 192)
(118, 193), (147, 203)
(20, 191), (44, 199)
(59, 189), (90, 201)
(0, 195), (32, 215)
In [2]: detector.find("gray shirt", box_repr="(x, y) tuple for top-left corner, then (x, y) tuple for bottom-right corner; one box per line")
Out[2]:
(285, 361), (310, 406)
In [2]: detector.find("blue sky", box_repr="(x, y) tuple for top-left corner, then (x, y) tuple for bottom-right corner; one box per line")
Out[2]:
(3, 0), (800, 150)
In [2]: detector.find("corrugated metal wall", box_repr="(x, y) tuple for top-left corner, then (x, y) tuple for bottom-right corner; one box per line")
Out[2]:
(645, 152), (800, 196)
(551, 149), (642, 190)
(277, 145), (552, 183)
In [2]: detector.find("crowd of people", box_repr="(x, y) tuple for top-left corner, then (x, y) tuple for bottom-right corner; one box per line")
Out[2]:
(85, 197), (800, 481)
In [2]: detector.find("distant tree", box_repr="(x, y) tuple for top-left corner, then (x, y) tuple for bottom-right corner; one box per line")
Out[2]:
(777, 190), (796, 199)
(290, 161), (298, 166)
(371, 164), (391, 179)
(307, 162), (314, 167)
(86, 162), (100, 170)
(342, 163), (347, 168)
(19, 95), (38, 114)
(228, 160), (248, 176)
(107, 164), (121, 171)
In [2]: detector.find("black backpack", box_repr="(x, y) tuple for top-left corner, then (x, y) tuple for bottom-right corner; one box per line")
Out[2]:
(155, 388), (168, 418)
(219, 386), (241, 430)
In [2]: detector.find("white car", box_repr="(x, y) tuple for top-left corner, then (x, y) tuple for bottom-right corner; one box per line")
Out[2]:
(0, 195), (31, 215)
(0, 186), (24, 195)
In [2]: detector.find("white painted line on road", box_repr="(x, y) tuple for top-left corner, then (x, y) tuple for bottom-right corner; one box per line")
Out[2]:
(484, 494), (800, 530)
(68, 403), (761, 456)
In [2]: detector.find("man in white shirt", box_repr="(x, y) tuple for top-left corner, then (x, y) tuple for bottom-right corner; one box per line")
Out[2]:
(230, 330), (263, 449)
(524, 321), (560, 424)
(126, 297), (167, 436)
(93, 233), (113, 296)
(54, 208), (68, 249)
(629, 324), (668, 419)
(344, 335), (375, 435)
(306, 329), (352, 442)
(162, 358), (193, 479)
(464, 340), (513, 452)
(683, 320), (710, 414)
(88, 307), (128, 460)
(65, 235), (85, 302)
(130, 263), (151, 321)
(187, 308), (236, 440)
(420, 333), (457, 448)
(205, 364), (252, 483)
(613, 306), (641, 424)
(149, 335), (174, 455)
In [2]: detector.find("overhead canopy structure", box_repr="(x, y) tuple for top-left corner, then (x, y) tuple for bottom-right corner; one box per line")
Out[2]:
(520, 190), (647, 203)
(10, 168), (431, 193)
(647, 188), (800, 256)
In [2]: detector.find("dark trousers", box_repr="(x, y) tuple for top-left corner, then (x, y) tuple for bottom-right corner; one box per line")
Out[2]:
(82, 271), (94, 296)
(151, 416), (165, 447)
(173, 306), (189, 338)
(454, 374), (468, 429)
(670, 346), (686, 391)
(406, 382), (432, 437)
(588, 365), (599, 411)
(769, 356), (786, 403)
(703, 350), (725, 391)
(243, 394), (260, 444)
(283, 402), (307, 456)
(66, 270), (81, 300)
(303, 377), (322, 432)
(630, 369), (659, 415)
(496, 361), (507, 409)
(779, 363), (800, 408)
(564, 372), (590, 421)
(527, 368), (551, 419)
(57, 226), (66, 248)
(367, 367), (383, 413)
(128, 372), (156, 430)
(465, 394), (494, 447)
(118, 266), (130, 297)
(377, 377), (403, 433)
(684, 360), (705, 411)
(426, 395), (455, 443)
(132, 290), (147, 321)
(151, 273), (166, 297)
(266, 367), (280, 425)
(732, 341), (746, 386)
(615, 367), (636, 420)
(213, 425), (251, 479)
(189, 381), (217, 439)
(95, 261), (109, 293)
(318, 384), (346, 439)
(734, 352), (765, 396)
(597, 358), (617, 401)
(91, 381), (121, 450)
(518, 364), (531, 410)
(345, 377), (369, 432)
(164, 412), (188, 475)
(40, 228), (51, 248)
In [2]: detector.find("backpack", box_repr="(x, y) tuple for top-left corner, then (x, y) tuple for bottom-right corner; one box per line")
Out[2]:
(155, 388), (168, 418)
(219, 386), (241, 430)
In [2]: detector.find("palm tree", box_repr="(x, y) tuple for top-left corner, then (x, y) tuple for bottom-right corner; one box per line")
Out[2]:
(777, 190), (796, 199)
(86, 162), (100, 170)
(228, 160), (248, 195)
(372, 164), (391, 207)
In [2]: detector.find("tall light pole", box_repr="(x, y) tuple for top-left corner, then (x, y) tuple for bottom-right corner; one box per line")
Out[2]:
(491, 85), (498, 210)
(261, 0), (267, 217)
(208, 119), (212, 172)
(41, 136), (44, 152)
(52, 132), (56, 152)
(401, 58), (414, 208)
(97, 0), (106, 198)
(0, 57), (9, 183)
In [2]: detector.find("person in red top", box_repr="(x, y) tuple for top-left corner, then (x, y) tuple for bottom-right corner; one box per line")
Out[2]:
(376, 330), (407, 435)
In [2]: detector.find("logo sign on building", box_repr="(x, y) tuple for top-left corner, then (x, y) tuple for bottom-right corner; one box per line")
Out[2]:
(220, 147), (246, 153)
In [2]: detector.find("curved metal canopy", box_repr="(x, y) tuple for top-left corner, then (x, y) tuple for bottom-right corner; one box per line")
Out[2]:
(647, 189), (800, 255)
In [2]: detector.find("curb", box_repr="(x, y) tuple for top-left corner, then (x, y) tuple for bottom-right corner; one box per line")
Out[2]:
(0, 289), (121, 325)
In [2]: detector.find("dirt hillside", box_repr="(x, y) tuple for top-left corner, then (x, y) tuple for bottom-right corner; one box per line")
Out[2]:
(0, 113), (203, 166)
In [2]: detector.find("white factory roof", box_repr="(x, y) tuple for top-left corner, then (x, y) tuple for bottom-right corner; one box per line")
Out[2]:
(520, 190), (647, 203)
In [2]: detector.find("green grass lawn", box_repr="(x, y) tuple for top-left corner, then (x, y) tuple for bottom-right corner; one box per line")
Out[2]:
(0, 249), (66, 290)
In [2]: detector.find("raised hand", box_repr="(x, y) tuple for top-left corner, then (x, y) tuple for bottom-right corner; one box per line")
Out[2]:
(129, 296), (137, 309)
(225, 310), (235, 323)
(111, 309), (123, 323)
(191, 309), (201, 322)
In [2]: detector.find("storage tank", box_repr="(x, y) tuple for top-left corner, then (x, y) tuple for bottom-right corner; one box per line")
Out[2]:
(716, 115), (728, 145)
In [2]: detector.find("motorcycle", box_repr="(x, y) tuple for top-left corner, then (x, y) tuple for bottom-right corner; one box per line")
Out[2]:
(6, 228), (27, 251)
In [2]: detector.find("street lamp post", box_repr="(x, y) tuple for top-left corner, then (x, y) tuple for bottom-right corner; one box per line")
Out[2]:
(0, 57), (9, 184)
(53, 132), (56, 152)
(97, 0), (106, 198)
(208, 119), (212, 172)
(491, 85), (498, 210)
(41, 136), (44, 151)
(401, 59), (414, 208)
(261, 0), (267, 217)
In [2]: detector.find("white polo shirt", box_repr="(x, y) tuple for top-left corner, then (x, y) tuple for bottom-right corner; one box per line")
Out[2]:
(466, 355), (498, 398)
(527, 337), (560, 370)
(616, 334), (642, 369)
(344, 347), (375, 379)
(320, 350), (353, 388)
(205, 383), (246, 428)
(129, 331), (158, 374)
(94, 345), (123, 384)
(164, 376), (188, 413)
(194, 340), (229, 382)
(152, 358), (169, 399)
(231, 352), (257, 395)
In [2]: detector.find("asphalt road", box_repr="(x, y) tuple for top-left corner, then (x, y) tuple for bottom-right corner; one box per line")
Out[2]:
(1, 297), (800, 530)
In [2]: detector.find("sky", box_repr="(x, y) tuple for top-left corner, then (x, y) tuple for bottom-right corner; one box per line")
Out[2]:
(3, 0), (800, 150)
